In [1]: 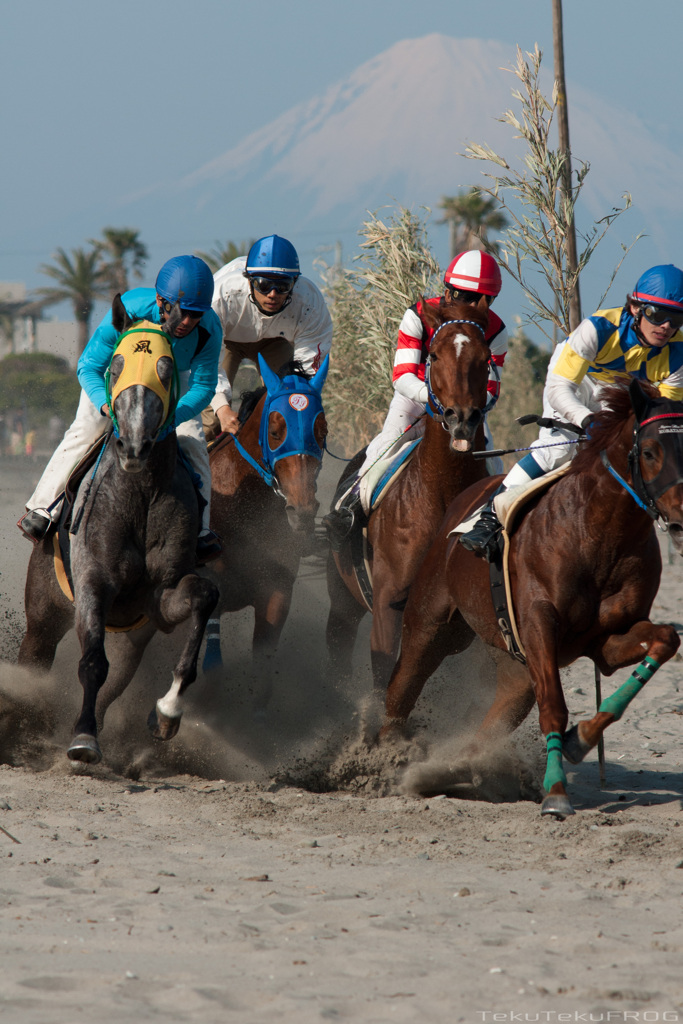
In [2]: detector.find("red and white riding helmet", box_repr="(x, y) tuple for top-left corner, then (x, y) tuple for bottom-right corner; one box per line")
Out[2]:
(444, 250), (502, 297)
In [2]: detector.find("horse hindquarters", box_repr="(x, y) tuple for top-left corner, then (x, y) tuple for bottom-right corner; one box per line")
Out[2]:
(149, 573), (219, 739)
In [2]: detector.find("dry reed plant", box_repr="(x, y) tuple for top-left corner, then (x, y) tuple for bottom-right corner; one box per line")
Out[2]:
(318, 206), (441, 452)
(465, 45), (639, 344)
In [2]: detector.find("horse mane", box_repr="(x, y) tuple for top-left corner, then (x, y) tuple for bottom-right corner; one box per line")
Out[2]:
(568, 380), (659, 475)
(237, 359), (310, 424)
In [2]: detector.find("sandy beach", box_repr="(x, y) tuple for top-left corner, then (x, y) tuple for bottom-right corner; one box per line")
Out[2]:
(1, 452), (683, 1024)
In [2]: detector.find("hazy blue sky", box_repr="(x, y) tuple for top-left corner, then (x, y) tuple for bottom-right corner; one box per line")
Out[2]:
(2, 0), (681, 316)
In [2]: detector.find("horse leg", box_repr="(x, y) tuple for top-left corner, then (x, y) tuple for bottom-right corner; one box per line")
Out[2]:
(94, 623), (156, 733)
(69, 589), (112, 764)
(563, 621), (680, 764)
(18, 606), (72, 673)
(381, 572), (472, 740)
(474, 651), (536, 743)
(521, 603), (575, 819)
(325, 554), (366, 679)
(18, 551), (72, 672)
(148, 574), (219, 740)
(250, 588), (291, 717)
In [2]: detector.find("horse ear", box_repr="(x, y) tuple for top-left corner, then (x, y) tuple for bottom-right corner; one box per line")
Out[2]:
(309, 354), (329, 394)
(417, 296), (441, 330)
(258, 353), (281, 394)
(112, 293), (133, 334)
(629, 378), (650, 423)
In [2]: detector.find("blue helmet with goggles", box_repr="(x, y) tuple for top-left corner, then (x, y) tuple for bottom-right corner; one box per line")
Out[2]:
(632, 265), (683, 312)
(155, 255), (214, 313)
(245, 235), (300, 280)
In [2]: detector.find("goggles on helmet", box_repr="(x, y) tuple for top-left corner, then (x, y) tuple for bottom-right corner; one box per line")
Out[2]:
(640, 304), (683, 331)
(447, 287), (489, 305)
(250, 275), (295, 296)
(160, 299), (203, 320)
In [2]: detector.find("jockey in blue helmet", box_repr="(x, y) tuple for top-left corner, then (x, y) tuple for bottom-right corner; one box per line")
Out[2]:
(20, 255), (224, 563)
(156, 254), (215, 318)
(243, 235), (301, 316)
(460, 263), (683, 562)
(206, 234), (332, 438)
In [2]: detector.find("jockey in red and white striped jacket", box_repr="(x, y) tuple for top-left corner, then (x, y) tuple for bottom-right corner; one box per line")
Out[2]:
(361, 249), (508, 472)
(322, 250), (509, 544)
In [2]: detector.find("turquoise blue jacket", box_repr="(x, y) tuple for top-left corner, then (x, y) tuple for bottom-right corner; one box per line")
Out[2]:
(77, 288), (222, 425)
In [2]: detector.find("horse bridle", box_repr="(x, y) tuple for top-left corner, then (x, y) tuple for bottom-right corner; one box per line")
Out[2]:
(229, 374), (325, 499)
(423, 318), (499, 422)
(601, 409), (683, 523)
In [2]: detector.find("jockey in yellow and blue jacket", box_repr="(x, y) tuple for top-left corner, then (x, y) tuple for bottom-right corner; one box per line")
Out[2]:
(460, 263), (683, 561)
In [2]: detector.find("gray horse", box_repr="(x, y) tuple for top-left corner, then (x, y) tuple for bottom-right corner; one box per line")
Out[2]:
(17, 296), (218, 765)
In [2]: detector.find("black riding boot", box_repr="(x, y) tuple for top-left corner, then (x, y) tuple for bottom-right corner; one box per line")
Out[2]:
(459, 487), (506, 562)
(18, 509), (53, 544)
(322, 490), (363, 552)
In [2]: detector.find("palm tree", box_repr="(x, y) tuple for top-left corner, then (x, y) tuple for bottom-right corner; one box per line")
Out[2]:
(437, 188), (508, 260)
(92, 227), (148, 300)
(37, 246), (110, 354)
(194, 239), (255, 274)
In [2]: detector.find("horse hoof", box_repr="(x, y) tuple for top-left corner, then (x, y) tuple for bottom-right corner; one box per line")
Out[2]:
(148, 706), (181, 741)
(541, 793), (575, 819)
(67, 734), (102, 765)
(378, 720), (406, 744)
(562, 724), (592, 764)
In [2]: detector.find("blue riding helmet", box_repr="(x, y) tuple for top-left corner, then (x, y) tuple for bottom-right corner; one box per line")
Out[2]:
(155, 255), (214, 312)
(245, 236), (300, 279)
(632, 265), (683, 311)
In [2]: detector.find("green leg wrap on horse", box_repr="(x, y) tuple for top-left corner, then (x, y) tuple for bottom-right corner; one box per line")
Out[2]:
(598, 655), (660, 721)
(543, 731), (566, 792)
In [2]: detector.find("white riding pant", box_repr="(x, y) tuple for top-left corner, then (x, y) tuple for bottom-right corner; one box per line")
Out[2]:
(501, 362), (602, 491)
(27, 373), (211, 532)
(360, 390), (501, 475)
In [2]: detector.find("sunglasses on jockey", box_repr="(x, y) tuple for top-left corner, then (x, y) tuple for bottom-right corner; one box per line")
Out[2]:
(446, 286), (492, 306)
(639, 303), (683, 331)
(249, 275), (296, 296)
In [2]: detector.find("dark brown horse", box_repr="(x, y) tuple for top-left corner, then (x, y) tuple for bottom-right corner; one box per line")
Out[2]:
(382, 380), (683, 817)
(17, 299), (219, 764)
(326, 299), (493, 696)
(203, 355), (328, 713)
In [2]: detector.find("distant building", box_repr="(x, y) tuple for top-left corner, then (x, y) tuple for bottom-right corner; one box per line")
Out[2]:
(0, 282), (79, 367)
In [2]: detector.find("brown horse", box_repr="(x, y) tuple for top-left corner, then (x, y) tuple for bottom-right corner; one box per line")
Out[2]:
(382, 380), (683, 817)
(326, 299), (493, 696)
(203, 355), (328, 713)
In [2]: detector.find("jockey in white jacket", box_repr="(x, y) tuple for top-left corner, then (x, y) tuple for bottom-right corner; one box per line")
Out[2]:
(204, 235), (333, 437)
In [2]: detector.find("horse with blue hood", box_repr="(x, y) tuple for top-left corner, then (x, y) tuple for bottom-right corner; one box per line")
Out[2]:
(204, 352), (329, 713)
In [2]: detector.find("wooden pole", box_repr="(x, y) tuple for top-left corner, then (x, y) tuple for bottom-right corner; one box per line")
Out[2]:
(552, 0), (582, 331)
